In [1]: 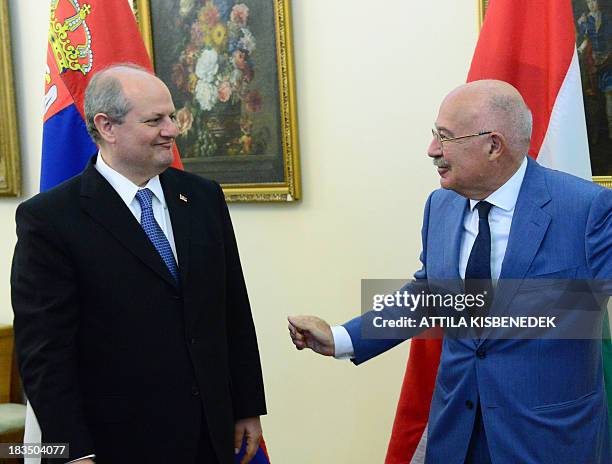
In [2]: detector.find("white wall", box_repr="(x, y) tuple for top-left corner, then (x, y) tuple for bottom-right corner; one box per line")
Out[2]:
(0, 0), (46, 324)
(2, 0), (478, 462)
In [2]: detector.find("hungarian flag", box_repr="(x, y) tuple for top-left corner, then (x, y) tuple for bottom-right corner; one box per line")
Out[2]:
(34, 1), (270, 463)
(385, 0), (601, 462)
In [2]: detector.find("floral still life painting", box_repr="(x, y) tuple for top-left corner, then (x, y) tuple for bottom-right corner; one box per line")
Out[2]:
(138, 0), (300, 201)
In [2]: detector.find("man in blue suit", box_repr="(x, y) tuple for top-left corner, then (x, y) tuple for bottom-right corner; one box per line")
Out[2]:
(288, 80), (612, 463)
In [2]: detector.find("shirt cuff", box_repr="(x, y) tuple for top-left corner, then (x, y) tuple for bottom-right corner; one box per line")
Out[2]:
(331, 325), (354, 359)
(68, 455), (95, 463)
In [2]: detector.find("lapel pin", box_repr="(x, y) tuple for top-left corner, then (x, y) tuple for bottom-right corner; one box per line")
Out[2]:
(179, 194), (188, 203)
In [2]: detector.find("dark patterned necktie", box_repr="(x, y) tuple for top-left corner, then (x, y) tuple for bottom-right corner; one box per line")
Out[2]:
(135, 188), (179, 282)
(465, 201), (494, 323)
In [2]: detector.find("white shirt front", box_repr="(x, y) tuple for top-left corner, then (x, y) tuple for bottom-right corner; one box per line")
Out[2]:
(94, 153), (178, 262)
(332, 157), (529, 358)
(460, 156), (527, 280)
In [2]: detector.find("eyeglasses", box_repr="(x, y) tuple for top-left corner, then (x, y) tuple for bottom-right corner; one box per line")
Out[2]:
(431, 128), (492, 146)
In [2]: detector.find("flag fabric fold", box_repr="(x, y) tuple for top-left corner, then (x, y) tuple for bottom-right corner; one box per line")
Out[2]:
(385, 337), (441, 463)
(386, 1), (600, 462)
(467, 0), (591, 178)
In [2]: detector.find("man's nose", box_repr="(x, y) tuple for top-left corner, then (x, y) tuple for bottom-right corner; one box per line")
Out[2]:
(161, 117), (179, 138)
(427, 137), (442, 158)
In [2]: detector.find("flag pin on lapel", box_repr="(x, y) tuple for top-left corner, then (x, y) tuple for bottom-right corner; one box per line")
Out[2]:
(179, 194), (188, 203)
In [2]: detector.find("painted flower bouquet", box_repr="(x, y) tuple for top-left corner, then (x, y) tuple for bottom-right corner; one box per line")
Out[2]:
(171, 0), (265, 158)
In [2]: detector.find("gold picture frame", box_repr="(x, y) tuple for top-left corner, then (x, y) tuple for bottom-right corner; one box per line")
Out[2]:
(477, 0), (489, 28)
(136, 0), (301, 202)
(478, 0), (611, 188)
(0, 0), (21, 196)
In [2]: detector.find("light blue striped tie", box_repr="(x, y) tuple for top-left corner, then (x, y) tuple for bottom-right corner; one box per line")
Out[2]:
(135, 188), (179, 282)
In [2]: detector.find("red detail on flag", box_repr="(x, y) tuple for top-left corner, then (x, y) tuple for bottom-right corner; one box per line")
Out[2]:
(385, 335), (442, 464)
(467, 0), (576, 158)
(260, 438), (270, 461)
(386, 1), (578, 462)
(57, 0), (151, 118)
(44, 46), (73, 121)
(45, 0), (182, 169)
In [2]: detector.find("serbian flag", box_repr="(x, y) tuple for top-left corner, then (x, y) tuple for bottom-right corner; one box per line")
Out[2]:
(35, 1), (270, 463)
(385, 0), (597, 462)
(41, 0), (181, 192)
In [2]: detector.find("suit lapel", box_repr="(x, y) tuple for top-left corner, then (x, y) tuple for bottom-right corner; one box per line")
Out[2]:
(160, 169), (191, 285)
(441, 195), (467, 291)
(79, 158), (178, 289)
(486, 158), (552, 328)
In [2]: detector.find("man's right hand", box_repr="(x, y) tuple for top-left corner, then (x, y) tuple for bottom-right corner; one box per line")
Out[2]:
(287, 315), (335, 356)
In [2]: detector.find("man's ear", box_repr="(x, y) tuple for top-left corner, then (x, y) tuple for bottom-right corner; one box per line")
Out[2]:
(488, 133), (505, 160)
(93, 113), (116, 144)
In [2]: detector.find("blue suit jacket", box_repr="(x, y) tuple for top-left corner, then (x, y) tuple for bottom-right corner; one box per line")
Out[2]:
(345, 158), (612, 463)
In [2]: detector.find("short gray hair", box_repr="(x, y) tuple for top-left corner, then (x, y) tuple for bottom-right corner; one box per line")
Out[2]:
(84, 63), (150, 142)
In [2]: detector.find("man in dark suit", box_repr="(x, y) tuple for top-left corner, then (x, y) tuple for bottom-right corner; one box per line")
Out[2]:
(11, 64), (266, 464)
(288, 80), (612, 463)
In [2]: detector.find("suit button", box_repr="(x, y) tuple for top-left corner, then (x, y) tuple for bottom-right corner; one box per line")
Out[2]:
(190, 338), (197, 345)
(465, 400), (474, 410)
(192, 386), (200, 396)
(476, 348), (486, 359)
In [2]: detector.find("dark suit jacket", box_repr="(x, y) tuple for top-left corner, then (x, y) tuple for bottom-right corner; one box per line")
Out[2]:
(11, 157), (266, 463)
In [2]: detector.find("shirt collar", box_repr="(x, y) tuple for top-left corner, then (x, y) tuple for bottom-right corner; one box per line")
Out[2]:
(469, 156), (528, 212)
(94, 153), (167, 208)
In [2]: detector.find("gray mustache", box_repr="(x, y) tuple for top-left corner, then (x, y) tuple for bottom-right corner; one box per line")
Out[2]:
(433, 158), (450, 169)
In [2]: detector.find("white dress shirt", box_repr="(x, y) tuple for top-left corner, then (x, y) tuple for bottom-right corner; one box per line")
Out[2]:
(332, 157), (528, 358)
(95, 153), (178, 262)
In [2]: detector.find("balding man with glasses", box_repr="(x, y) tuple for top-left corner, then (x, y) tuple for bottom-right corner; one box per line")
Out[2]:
(288, 80), (612, 463)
